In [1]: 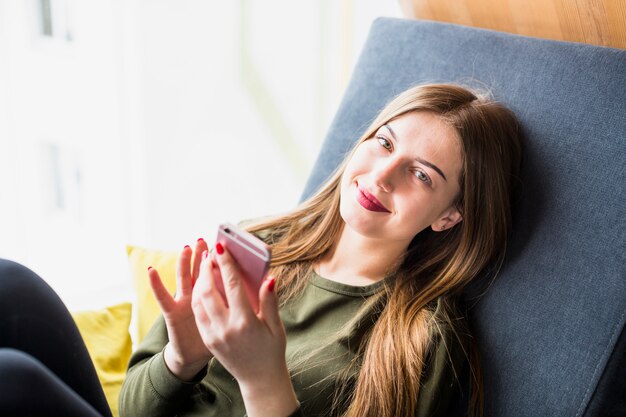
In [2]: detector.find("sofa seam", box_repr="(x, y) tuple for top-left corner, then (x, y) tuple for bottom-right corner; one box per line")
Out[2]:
(575, 309), (626, 417)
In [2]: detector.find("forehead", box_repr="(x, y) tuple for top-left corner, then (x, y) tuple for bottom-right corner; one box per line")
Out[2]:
(385, 111), (459, 148)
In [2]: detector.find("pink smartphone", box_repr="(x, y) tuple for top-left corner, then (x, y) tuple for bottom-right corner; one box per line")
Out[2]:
(214, 223), (271, 311)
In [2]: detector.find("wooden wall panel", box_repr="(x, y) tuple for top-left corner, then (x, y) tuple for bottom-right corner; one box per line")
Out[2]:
(400, 0), (626, 49)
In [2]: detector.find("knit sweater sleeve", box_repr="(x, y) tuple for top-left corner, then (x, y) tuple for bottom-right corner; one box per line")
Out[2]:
(118, 315), (209, 417)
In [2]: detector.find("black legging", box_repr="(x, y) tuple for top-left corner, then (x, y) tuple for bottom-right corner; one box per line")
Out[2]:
(0, 259), (112, 417)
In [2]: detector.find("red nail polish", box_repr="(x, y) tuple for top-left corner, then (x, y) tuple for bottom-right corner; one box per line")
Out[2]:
(216, 242), (224, 255)
(147, 266), (153, 271)
(268, 278), (276, 292)
(202, 250), (208, 260)
(197, 238), (204, 242)
(184, 245), (190, 249)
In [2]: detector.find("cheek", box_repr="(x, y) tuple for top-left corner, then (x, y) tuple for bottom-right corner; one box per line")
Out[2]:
(339, 169), (352, 192)
(345, 145), (373, 171)
(397, 195), (441, 230)
(339, 168), (357, 208)
(341, 155), (363, 185)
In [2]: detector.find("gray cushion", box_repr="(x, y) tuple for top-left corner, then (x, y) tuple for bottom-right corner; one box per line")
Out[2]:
(302, 18), (626, 417)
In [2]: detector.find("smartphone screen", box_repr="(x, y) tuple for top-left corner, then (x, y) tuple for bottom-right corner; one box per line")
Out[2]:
(215, 223), (271, 311)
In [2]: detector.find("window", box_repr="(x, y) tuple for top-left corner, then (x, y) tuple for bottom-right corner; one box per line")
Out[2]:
(37, 0), (73, 42)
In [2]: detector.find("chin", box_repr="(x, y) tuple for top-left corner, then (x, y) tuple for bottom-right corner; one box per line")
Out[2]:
(340, 202), (381, 237)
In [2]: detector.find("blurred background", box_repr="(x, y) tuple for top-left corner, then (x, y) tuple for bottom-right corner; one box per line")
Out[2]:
(4, 0), (615, 312)
(0, 0), (401, 310)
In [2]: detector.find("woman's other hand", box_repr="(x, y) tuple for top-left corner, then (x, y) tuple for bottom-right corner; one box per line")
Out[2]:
(192, 243), (299, 417)
(148, 239), (214, 381)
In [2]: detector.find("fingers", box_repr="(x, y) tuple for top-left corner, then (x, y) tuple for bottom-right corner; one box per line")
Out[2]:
(193, 250), (227, 322)
(213, 242), (254, 318)
(192, 238), (209, 285)
(176, 246), (193, 297)
(258, 277), (283, 336)
(192, 289), (212, 328)
(148, 267), (176, 313)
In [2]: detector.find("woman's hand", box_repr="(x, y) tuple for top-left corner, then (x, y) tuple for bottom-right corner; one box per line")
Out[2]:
(148, 239), (214, 381)
(191, 243), (299, 417)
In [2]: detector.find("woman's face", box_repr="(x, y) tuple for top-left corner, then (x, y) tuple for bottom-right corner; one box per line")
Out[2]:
(339, 111), (464, 246)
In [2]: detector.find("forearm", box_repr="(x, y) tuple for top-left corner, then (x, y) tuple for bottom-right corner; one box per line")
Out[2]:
(163, 342), (211, 381)
(119, 350), (208, 417)
(239, 365), (300, 417)
(119, 316), (208, 417)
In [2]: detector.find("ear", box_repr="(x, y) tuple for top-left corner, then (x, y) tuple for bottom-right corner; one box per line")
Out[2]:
(431, 206), (463, 232)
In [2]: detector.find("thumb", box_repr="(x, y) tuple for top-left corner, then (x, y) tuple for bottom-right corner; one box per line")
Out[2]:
(259, 276), (282, 335)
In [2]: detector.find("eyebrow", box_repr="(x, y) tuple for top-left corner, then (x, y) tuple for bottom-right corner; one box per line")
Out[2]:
(383, 124), (448, 182)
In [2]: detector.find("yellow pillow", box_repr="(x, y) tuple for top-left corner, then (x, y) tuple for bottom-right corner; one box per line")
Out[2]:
(73, 302), (132, 417)
(126, 245), (177, 342)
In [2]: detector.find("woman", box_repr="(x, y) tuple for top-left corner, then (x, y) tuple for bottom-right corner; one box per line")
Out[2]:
(119, 83), (522, 417)
(0, 83), (522, 417)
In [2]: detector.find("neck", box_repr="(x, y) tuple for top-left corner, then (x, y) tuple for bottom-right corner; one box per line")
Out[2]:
(316, 224), (408, 286)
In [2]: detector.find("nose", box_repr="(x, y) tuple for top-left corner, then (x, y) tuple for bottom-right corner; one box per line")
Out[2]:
(372, 156), (403, 192)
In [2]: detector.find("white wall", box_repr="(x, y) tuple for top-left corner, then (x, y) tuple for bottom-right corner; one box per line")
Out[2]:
(0, 0), (401, 311)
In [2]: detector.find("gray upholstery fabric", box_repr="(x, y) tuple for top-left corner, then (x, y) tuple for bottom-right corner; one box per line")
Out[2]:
(302, 18), (626, 417)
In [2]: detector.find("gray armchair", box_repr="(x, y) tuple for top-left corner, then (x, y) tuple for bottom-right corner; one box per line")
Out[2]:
(302, 18), (626, 417)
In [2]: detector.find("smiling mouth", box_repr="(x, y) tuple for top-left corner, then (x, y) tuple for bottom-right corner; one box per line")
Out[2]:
(356, 183), (391, 213)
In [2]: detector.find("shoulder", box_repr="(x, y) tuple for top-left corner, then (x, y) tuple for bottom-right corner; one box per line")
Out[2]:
(416, 297), (471, 417)
(430, 297), (471, 369)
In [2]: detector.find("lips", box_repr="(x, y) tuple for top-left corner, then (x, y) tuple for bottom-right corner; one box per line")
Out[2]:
(356, 183), (391, 213)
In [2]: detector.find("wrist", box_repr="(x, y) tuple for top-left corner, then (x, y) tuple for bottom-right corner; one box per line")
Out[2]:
(163, 344), (209, 382)
(239, 366), (299, 417)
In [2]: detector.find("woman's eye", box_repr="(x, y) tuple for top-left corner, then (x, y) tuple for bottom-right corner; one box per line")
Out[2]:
(414, 170), (431, 185)
(377, 136), (392, 151)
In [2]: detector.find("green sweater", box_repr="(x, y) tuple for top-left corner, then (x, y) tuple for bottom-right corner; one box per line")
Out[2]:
(119, 271), (467, 417)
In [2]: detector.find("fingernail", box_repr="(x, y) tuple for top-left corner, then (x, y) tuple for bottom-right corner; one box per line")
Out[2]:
(147, 266), (153, 271)
(216, 242), (224, 255)
(202, 250), (208, 260)
(184, 245), (190, 249)
(268, 278), (276, 292)
(197, 237), (204, 242)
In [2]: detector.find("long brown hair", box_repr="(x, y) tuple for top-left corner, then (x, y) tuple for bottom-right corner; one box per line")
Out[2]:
(246, 84), (522, 417)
